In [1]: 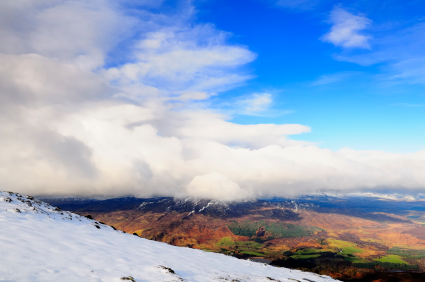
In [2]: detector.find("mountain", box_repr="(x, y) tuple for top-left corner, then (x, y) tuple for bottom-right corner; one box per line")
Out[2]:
(42, 194), (425, 281)
(42, 196), (316, 217)
(0, 191), (338, 282)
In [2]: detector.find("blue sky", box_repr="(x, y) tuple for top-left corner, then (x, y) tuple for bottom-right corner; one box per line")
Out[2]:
(1, 0), (425, 198)
(188, 0), (425, 152)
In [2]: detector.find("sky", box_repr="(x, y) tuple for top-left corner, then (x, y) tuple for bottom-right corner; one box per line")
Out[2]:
(0, 0), (424, 200)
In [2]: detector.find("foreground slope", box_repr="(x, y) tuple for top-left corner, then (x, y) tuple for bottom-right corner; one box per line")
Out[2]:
(0, 192), (338, 282)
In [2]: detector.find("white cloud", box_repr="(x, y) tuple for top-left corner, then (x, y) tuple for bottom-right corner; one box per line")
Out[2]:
(187, 173), (252, 201)
(0, 53), (113, 105)
(239, 93), (273, 114)
(0, 0), (425, 201)
(333, 22), (425, 84)
(311, 71), (359, 86)
(172, 91), (213, 101)
(119, 0), (164, 8)
(219, 92), (292, 117)
(106, 27), (256, 96)
(322, 7), (372, 49)
(0, 0), (134, 70)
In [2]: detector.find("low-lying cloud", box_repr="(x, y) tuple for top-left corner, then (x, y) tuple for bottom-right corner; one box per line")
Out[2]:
(1, 0), (425, 200)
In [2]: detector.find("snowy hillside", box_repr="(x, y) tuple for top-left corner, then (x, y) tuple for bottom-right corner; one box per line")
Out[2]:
(0, 191), (339, 282)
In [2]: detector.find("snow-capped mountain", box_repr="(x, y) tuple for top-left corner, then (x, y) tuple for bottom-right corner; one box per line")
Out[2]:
(349, 193), (422, 201)
(0, 191), (338, 282)
(303, 192), (423, 201)
(43, 196), (317, 218)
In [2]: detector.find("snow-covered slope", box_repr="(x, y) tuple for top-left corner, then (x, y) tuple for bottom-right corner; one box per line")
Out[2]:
(0, 191), (339, 282)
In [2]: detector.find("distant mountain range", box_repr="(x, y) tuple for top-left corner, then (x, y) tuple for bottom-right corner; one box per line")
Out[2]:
(40, 193), (425, 281)
(41, 191), (425, 209)
(42, 196), (319, 218)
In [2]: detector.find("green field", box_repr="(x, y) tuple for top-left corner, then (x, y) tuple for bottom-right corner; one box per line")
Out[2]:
(388, 247), (425, 260)
(215, 236), (267, 257)
(291, 254), (321, 259)
(283, 248), (329, 260)
(340, 246), (364, 255)
(235, 241), (263, 247)
(228, 220), (320, 239)
(326, 239), (365, 263)
(213, 235), (418, 272)
(374, 255), (408, 264)
(240, 251), (265, 256)
(215, 237), (235, 246)
(216, 237), (263, 247)
(327, 239), (364, 255)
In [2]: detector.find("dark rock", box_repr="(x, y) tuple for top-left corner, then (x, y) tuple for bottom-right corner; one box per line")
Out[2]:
(120, 276), (136, 281)
(159, 265), (175, 274)
(3, 197), (12, 203)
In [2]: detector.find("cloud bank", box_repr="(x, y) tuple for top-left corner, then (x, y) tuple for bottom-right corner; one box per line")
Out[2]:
(1, 0), (425, 200)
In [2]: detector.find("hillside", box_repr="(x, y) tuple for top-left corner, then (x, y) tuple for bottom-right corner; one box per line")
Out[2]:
(43, 195), (425, 281)
(0, 191), (338, 282)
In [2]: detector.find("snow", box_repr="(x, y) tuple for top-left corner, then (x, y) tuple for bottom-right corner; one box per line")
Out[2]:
(198, 201), (214, 212)
(310, 192), (420, 201)
(0, 191), (339, 282)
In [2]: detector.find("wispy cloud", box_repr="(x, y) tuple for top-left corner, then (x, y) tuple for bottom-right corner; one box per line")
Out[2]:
(334, 22), (425, 85)
(388, 57), (425, 84)
(105, 26), (256, 99)
(311, 71), (359, 86)
(321, 7), (372, 49)
(239, 93), (273, 114)
(217, 92), (293, 117)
